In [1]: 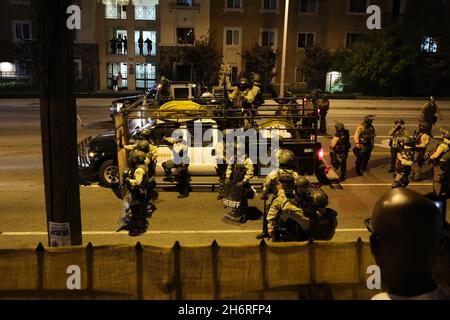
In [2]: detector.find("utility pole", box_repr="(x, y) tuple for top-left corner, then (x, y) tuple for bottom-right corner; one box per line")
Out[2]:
(279, 0), (290, 97)
(37, 0), (82, 246)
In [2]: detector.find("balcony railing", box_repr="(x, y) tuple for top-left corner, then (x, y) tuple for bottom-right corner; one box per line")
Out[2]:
(135, 43), (156, 57)
(0, 71), (31, 79)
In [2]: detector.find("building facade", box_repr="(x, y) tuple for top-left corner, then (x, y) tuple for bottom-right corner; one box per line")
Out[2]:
(210, 0), (405, 89)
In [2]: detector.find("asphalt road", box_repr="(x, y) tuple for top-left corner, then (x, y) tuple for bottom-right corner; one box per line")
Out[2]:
(1, 98), (449, 249)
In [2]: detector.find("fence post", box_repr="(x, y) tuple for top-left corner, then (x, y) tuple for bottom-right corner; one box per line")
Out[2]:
(135, 242), (144, 300)
(86, 242), (94, 299)
(210, 240), (220, 300)
(259, 240), (268, 300)
(172, 241), (183, 300)
(355, 237), (364, 300)
(36, 243), (45, 298)
(308, 239), (316, 284)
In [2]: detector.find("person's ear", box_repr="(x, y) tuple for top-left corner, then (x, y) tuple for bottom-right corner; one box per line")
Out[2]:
(369, 234), (380, 256)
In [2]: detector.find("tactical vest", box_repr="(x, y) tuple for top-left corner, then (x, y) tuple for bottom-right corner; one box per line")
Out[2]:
(414, 131), (430, 150)
(277, 169), (296, 195)
(391, 129), (406, 148)
(424, 103), (437, 120)
(359, 125), (375, 145)
(334, 130), (350, 153)
(437, 143), (450, 169)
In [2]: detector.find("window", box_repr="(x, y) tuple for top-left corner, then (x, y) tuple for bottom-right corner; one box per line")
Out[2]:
(299, 0), (317, 13)
(105, 4), (127, 19)
(74, 60), (82, 80)
(262, 0), (277, 10)
(177, 28), (195, 45)
(346, 33), (364, 48)
(421, 36), (438, 53)
(107, 63), (128, 89)
(297, 33), (315, 49)
(225, 28), (240, 46)
(12, 21), (31, 41)
(136, 63), (156, 89)
(225, 0), (241, 9)
(348, 0), (367, 13)
(295, 67), (305, 82)
(261, 30), (277, 48)
(135, 5), (156, 20)
(135, 31), (157, 56)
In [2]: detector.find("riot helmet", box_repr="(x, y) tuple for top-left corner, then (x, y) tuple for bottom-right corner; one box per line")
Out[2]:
(430, 96), (436, 103)
(296, 176), (310, 193)
(251, 73), (261, 83)
(136, 140), (150, 153)
(335, 122), (345, 132)
(400, 136), (414, 149)
(277, 149), (295, 167)
(395, 118), (405, 126)
(140, 129), (152, 140)
(129, 150), (147, 166)
(364, 115), (375, 126)
(238, 78), (249, 91)
(311, 190), (329, 209)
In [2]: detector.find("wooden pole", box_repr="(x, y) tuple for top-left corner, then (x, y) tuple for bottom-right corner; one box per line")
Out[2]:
(37, 0), (82, 246)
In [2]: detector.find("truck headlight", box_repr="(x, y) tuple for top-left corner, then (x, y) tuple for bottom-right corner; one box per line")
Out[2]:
(88, 151), (97, 158)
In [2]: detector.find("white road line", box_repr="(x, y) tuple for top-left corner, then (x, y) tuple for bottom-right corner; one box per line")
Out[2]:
(0, 229), (368, 236)
(340, 183), (432, 186)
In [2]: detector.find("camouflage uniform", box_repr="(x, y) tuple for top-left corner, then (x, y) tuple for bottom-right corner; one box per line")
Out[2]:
(392, 146), (414, 188)
(225, 155), (254, 219)
(388, 121), (409, 172)
(430, 138), (450, 197)
(354, 118), (376, 175)
(412, 130), (431, 181)
(266, 189), (310, 240)
(330, 124), (351, 181)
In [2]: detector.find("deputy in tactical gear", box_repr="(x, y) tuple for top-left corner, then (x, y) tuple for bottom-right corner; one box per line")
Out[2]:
(267, 181), (311, 242)
(162, 136), (191, 199)
(119, 150), (150, 237)
(429, 127), (450, 197)
(249, 73), (265, 108)
(306, 190), (338, 241)
(366, 189), (449, 300)
(229, 78), (255, 128)
(257, 148), (303, 239)
(388, 119), (410, 173)
(156, 77), (174, 105)
(318, 95), (330, 134)
(215, 131), (229, 200)
(420, 96), (443, 128)
(330, 122), (351, 182)
(302, 95), (318, 131)
(354, 115), (377, 176)
(412, 121), (432, 181)
(224, 142), (254, 223)
(392, 136), (414, 189)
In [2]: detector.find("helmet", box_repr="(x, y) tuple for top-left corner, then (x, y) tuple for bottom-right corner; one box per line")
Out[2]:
(129, 150), (146, 166)
(335, 122), (345, 132)
(430, 96), (436, 103)
(400, 136), (413, 149)
(311, 190), (329, 208)
(395, 118), (405, 125)
(277, 149), (295, 166)
(251, 73), (261, 83)
(136, 140), (150, 153)
(238, 78), (249, 91)
(322, 95), (328, 101)
(440, 127), (450, 139)
(364, 115), (375, 124)
(140, 129), (151, 139)
(277, 170), (295, 195)
(419, 120), (432, 131)
(296, 177), (310, 192)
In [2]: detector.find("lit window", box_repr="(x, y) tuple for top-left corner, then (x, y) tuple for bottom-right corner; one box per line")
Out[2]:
(421, 36), (438, 53)
(176, 0), (193, 5)
(135, 5), (156, 20)
(135, 31), (157, 56)
(177, 28), (195, 45)
(297, 33), (315, 49)
(105, 4), (127, 19)
(136, 63), (156, 90)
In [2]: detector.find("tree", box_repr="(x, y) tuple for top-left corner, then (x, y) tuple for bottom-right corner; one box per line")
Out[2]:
(303, 46), (332, 91)
(158, 32), (222, 86)
(333, 30), (418, 96)
(241, 44), (277, 93)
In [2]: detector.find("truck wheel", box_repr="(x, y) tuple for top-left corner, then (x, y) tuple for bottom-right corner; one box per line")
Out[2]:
(99, 160), (120, 188)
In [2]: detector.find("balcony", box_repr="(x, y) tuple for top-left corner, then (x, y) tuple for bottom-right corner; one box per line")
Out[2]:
(106, 41), (129, 56)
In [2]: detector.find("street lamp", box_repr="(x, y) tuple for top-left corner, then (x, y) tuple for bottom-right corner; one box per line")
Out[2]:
(279, 0), (290, 97)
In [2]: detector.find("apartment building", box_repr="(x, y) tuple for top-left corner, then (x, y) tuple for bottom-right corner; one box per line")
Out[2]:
(210, 0), (405, 88)
(96, 0), (160, 91)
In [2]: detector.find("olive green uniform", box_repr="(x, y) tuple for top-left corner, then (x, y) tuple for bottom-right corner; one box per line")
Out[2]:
(412, 132), (431, 180)
(430, 138), (450, 196)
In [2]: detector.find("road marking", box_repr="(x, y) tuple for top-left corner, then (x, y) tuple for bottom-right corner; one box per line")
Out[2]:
(0, 229), (368, 236)
(340, 183), (432, 186)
